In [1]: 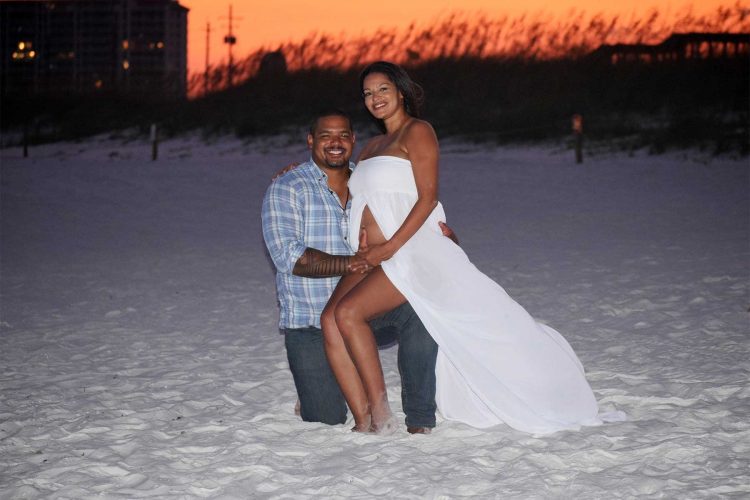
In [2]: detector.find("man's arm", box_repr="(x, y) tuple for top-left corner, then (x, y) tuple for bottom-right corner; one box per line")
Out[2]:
(295, 226), (371, 277)
(262, 179), (368, 277)
(293, 248), (358, 277)
(262, 180), (307, 274)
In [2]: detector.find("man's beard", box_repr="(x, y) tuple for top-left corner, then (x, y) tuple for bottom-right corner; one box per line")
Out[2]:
(324, 158), (349, 169)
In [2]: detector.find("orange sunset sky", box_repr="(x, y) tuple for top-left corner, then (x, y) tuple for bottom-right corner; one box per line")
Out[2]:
(180, 0), (741, 75)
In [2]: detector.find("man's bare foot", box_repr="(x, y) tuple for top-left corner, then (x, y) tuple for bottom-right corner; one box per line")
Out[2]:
(407, 426), (432, 435)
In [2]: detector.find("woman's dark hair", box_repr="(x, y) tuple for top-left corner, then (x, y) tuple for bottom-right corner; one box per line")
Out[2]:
(359, 61), (424, 124)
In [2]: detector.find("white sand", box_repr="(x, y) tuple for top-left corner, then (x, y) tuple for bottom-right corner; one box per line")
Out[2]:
(1, 135), (748, 498)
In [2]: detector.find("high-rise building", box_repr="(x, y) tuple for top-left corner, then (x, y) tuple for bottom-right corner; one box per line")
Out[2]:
(1, 0), (188, 98)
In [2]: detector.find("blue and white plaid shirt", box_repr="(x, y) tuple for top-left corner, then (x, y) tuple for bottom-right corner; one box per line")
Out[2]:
(261, 159), (353, 329)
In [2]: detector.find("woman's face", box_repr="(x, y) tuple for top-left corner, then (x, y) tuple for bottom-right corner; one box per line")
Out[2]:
(362, 72), (403, 120)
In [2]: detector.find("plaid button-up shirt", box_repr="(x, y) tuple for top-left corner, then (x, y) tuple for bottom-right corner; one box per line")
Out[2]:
(261, 159), (353, 329)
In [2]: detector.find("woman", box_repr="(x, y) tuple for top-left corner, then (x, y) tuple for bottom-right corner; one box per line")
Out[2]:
(322, 61), (603, 434)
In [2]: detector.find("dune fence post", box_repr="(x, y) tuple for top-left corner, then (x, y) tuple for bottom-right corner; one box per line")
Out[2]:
(23, 121), (29, 158)
(572, 114), (583, 164)
(150, 123), (158, 161)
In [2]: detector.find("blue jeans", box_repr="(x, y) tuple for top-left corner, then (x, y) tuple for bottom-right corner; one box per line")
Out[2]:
(284, 302), (438, 428)
(284, 326), (347, 425)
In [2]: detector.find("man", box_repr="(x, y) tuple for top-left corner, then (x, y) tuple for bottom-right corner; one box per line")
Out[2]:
(261, 109), (441, 433)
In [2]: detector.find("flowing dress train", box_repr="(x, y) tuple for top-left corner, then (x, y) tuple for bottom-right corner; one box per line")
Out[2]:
(348, 155), (603, 434)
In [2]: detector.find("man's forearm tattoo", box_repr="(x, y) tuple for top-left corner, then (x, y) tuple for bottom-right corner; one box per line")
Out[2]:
(293, 248), (352, 278)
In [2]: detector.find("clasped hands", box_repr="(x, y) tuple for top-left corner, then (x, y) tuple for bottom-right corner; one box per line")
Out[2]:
(347, 228), (389, 275)
(347, 221), (458, 275)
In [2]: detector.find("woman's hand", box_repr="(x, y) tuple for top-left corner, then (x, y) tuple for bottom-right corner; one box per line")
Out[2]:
(272, 161), (301, 180)
(357, 241), (396, 267)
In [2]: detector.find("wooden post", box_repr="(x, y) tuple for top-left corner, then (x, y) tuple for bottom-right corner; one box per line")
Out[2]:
(23, 121), (29, 158)
(150, 123), (158, 161)
(572, 114), (583, 164)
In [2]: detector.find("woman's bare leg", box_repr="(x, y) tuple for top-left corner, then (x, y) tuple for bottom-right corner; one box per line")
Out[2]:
(321, 272), (371, 431)
(334, 267), (407, 433)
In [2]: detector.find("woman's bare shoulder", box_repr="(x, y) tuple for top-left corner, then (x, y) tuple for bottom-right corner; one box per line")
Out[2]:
(408, 117), (434, 129)
(402, 119), (438, 152)
(403, 119), (437, 139)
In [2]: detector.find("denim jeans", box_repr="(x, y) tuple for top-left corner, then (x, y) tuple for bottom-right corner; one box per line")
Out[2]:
(284, 327), (347, 425)
(284, 302), (438, 428)
(370, 302), (438, 428)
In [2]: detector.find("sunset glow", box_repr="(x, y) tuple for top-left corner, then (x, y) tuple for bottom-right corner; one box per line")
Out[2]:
(181, 0), (745, 75)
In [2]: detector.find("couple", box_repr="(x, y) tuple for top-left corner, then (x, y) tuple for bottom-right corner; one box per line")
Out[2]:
(262, 61), (604, 435)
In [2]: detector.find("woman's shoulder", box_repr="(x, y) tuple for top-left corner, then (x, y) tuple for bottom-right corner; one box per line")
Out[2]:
(406, 117), (433, 129)
(403, 118), (436, 138)
(402, 118), (438, 148)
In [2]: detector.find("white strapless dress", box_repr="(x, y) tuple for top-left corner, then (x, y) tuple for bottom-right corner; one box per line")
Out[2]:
(348, 156), (604, 434)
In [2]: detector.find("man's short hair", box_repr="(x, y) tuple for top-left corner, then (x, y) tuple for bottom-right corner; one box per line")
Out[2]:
(309, 109), (352, 135)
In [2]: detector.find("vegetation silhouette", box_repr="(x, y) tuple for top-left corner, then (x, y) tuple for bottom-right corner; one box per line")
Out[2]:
(192, 3), (749, 93)
(3, 3), (748, 154)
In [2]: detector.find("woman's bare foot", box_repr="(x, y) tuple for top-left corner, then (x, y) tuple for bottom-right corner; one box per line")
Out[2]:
(351, 414), (372, 433)
(370, 414), (398, 435)
(369, 392), (397, 435)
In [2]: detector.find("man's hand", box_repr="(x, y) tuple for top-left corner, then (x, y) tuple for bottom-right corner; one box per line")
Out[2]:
(292, 240), (374, 277)
(439, 221), (459, 245)
(347, 254), (371, 274)
(357, 242), (396, 267)
(354, 227), (390, 270)
(359, 227), (368, 252)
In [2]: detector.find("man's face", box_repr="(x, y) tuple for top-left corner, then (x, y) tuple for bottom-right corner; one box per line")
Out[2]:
(307, 115), (355, 169)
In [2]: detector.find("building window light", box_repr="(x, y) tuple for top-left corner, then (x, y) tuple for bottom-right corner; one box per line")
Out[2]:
(95, 79), (103, 89)
(156, 41), (164, 49)
(122, 40), (129, 50)
(12, 40), (35, 61)
(122, 60), (130, 70)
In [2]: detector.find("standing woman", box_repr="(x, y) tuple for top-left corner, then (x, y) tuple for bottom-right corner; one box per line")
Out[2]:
(322, 61), (606, 435)
(320, 62), (437, 433)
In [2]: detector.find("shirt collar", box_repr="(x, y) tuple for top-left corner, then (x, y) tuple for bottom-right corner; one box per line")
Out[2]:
(305, 158), (323, 181)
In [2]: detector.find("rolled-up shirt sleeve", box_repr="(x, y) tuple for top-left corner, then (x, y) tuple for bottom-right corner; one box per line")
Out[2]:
(262, 180), (306, 274)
